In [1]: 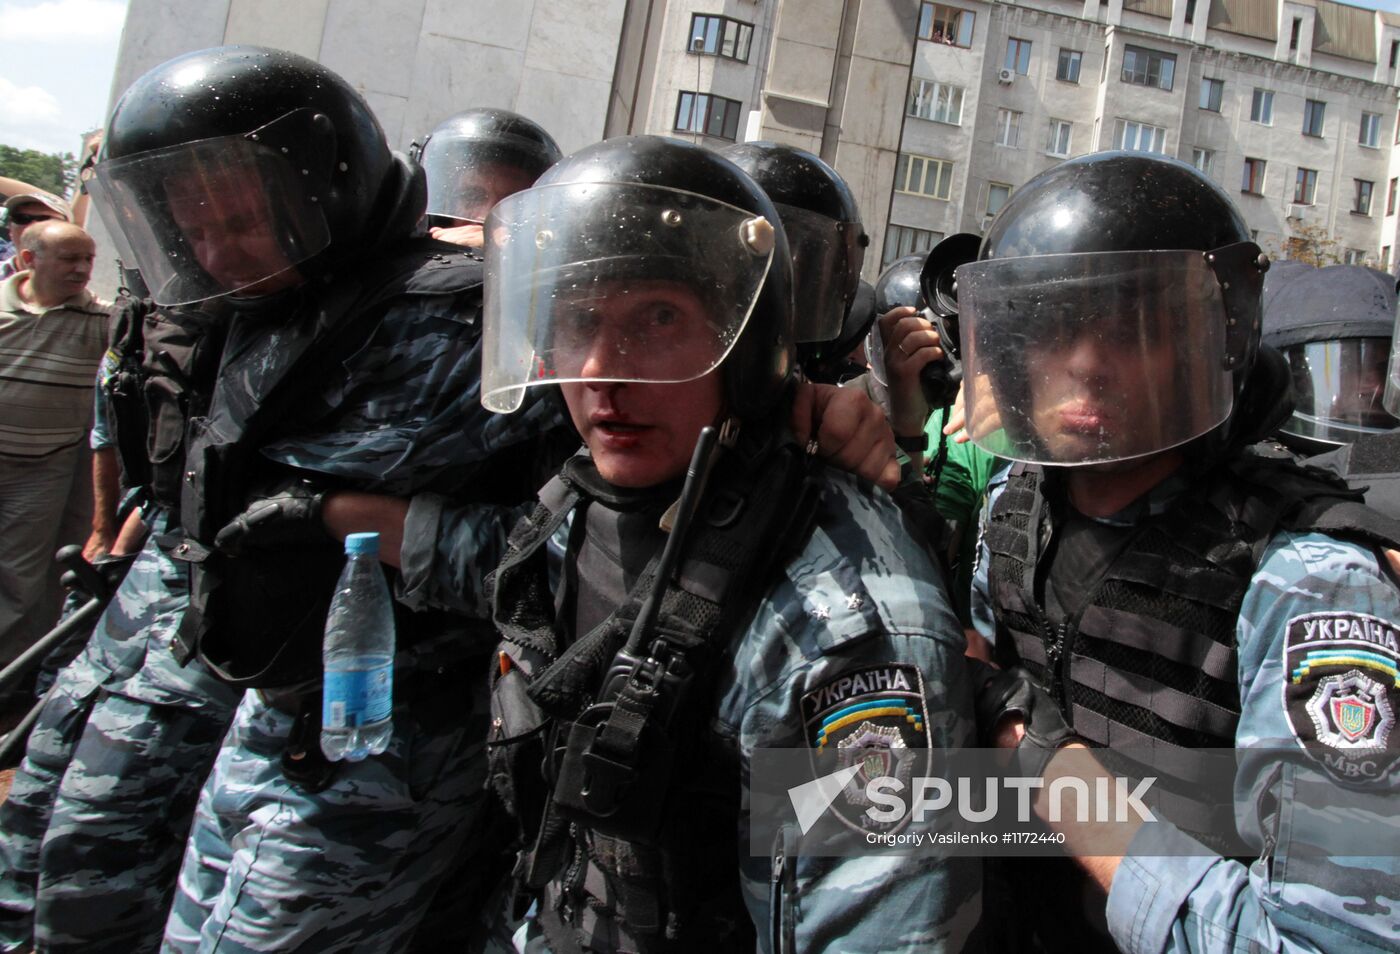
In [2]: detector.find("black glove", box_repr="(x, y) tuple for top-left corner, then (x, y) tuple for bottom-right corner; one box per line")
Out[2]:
(213, 478), (328, 555)
(971, 662), (1080, 779)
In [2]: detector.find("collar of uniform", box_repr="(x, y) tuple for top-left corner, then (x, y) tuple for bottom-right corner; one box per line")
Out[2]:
(0, 269), (96, 315)
(1045, 468), (1191, 528)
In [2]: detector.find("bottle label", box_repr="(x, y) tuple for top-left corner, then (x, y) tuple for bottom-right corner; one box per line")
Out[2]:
(323, 661), (393, 728)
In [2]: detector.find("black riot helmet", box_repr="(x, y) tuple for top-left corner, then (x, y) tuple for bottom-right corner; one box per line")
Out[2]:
(953, 151), (1269, 466)
(1263, 264), (1399, 454)
(873, 254), (926, 314)
(802, 279), (878, 384)
(719, 142), (866, 354)
(418, 108), (562, 226)
(481, 135), (793, 421)
(864, 255), (928, 394)
(89, 46), (406, 306)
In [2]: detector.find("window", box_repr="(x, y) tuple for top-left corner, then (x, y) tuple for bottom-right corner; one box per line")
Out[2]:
(882, 224), (941, 268)
(674, 91), (742, 141)
(986, 183), (1011, 217)
(1391, 40), (1399, 69)
(1191, 147), (1215, 177)
(918, 3), (974, 47)
(1388, 177), (1397, 216)
(1344, 249), (1367, 266)
(1360, 112), (1382, 148)
(1056, 49), (1082, 83)
(1294, 167), (1318, 204)
(907, 80), (964, 125)
(1185, 0), (1196, 23)
(1242, 157), (1266, 194)
(1303, 99), (1326, 138)
(1114, 119), (1166, 154)
(1199, 78), (1223, 112)
(895, 153), (954, 200)
(688, 14), (754, 61)
(1289, 17), (1302, 52)
(996, 108), (1022, 147)
(1250, 89), (1273, 124)
(1046, 119), (1073, 157)
(1354, 179), (1374, 215)
(1121, 45), (1175, 91)
(1005, 37), (1032, 75)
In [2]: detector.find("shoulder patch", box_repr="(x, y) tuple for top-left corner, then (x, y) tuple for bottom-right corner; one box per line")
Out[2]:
(1283, 610), (1400, 782)
(803, 663), (930, 833)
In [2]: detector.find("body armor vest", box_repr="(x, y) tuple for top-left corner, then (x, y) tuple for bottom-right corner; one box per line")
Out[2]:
(488, 433), (822, 953)
(170, 239), (489, 688)
(104, 295), (228, 515)
(988, 453), (1400, 840)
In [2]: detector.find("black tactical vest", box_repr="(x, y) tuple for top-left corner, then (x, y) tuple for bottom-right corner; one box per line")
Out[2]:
(104, 296), (229, 515)
(170, 240), (491, 688)
(987, 453), (1400, 838)
(488, 436), (822, 953)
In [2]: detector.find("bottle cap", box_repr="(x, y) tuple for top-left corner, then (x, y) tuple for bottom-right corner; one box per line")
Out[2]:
(344, 532), (380, 556)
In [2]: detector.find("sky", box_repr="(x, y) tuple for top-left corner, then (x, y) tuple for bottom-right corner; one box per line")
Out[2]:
(5, 0), (1400, 159)
(0, 0), (128, 157)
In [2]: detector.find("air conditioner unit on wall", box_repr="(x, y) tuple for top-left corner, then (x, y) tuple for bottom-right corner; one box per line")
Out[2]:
(1287, 204), (1307, 221)
(998, 68), (1015, 84)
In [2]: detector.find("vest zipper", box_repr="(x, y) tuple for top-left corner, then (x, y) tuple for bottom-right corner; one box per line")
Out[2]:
(1046, 618), (1073, 717)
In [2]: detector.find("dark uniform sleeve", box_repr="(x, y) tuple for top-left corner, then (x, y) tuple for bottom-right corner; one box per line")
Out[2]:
(1104, 529), (1400, 953)
(396, 493), (529, 617)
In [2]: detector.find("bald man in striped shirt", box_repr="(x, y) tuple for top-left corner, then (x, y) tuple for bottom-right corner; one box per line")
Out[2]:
(0, 222), (110, 668)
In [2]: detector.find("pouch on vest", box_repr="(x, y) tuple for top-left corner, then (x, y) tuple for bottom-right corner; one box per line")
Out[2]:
(550, 633), (696, 843)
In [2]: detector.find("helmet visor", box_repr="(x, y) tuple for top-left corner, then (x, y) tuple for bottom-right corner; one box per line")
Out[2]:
(1285, 338), (1398, 446)
(89, 135), (329, 306)
(956, 251), (1234, 466)
(422, 135), (550, 224)
(482, 182), (775, 413)
(775, 202), (863, 344)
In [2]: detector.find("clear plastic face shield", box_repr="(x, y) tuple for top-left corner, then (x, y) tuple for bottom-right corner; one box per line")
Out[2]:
(88, 111), (332, 306)
(1383, 307), (1400, 419)
(955, 251), (1235, 466)
(1286, 338), (1399, 446)
(482, 182), (775, 413)
(773, 202), (863, 344)
(421, 135), (545, 225)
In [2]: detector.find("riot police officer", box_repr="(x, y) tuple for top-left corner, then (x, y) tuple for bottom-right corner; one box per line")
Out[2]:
(966, 152), (1400, 952)
(480, 135), (979, 952)
(9, 45), (566, 953)
(1261, 263), (1400, 517)
(718, 141), (868, 382)
(418, 107), (561, 248)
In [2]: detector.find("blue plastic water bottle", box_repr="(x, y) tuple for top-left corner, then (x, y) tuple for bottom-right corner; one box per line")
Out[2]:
(321, 532), (395, 761)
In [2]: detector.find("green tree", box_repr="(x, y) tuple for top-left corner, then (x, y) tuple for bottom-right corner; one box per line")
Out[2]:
(1283, 221), (1345, 268)
(0, 144), (77, 197)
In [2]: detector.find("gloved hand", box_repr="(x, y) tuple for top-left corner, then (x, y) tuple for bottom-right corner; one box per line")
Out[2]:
(214, 478), (329, 555)
(970, 662), (1080, 779)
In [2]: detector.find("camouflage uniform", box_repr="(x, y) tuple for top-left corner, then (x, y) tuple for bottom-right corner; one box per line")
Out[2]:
(160, 260), (568, 952)
(0, 509), (238, 954)
(503, 468), (981, 951)
(971, 474), (1400, 952)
